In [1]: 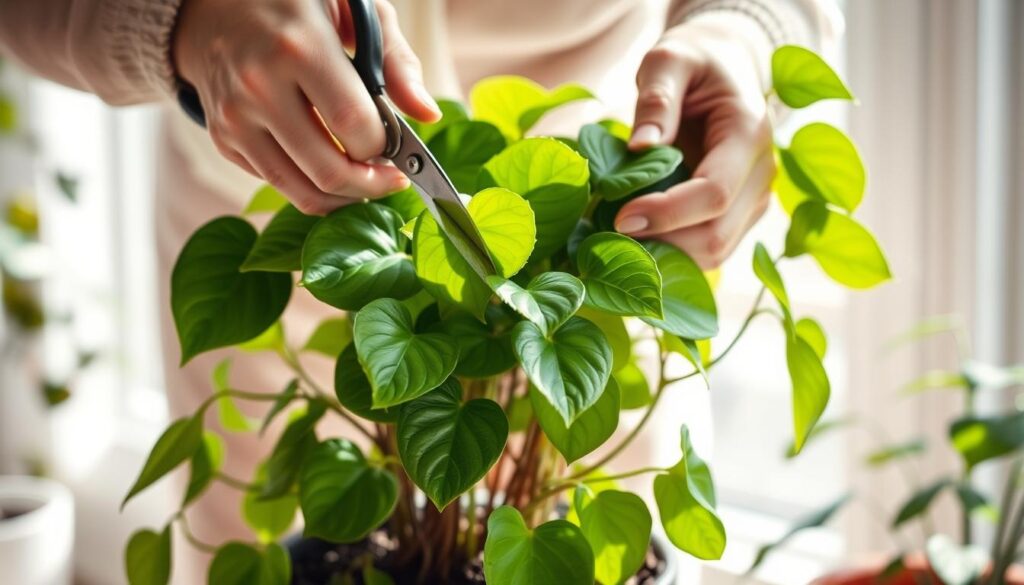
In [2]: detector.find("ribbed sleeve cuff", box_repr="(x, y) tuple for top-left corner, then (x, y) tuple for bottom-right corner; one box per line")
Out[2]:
(669, 0), (812, 49)
(97, 0), (184, 102)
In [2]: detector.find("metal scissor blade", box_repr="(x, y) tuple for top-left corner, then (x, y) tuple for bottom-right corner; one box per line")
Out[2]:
(389, 115), (498, 280)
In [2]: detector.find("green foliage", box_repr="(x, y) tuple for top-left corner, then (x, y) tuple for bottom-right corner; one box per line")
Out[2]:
(148, 57), (886, 584)
(747, 494), (849, 575)
(125, 526), (172, 585)
(771, 45), (853, 108)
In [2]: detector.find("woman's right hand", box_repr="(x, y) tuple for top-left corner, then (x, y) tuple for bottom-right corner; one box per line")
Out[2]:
(173, 0), (440, 214)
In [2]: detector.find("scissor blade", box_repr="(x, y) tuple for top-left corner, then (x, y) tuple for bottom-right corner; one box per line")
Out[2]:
(390, 116), (498, 280)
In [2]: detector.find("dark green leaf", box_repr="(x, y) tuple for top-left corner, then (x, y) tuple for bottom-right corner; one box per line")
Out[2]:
(483, 506), (595, 585)
(299, 439), (398, 542)
(301, 203), (419, 310)
(865, 439), (926, 467)
(123, 416), (203, 508)
(428, 121), (506, 194)
(640, 241), (718, 340)
(397, 379), (508, 509)
(892, 479), (951, 527)
(241, 204), (318, 272)
(171, 217), (291, 364)
(380, 186), (426, 223)
(183, 431), (225, 506)
(243, 465), (297, 544)
(334, 345), (397, 422)
(533, 379), (619, 464)
(125, 526), (172, 585)
(578, 490), (652, 585)
(771, 45), (853, 108)
(577, 232), (662, 318)
(353, 298), (459, 408)
(259, 380), (298, 436)
(489, 272), (584, 335)
(512, 316), (613, 425)
(406, 99), (468, 143)
(55, 172), (78, 203)
(438, 308), (517, 378)
(747, 494), (850, 575)
(261, 401), (326, 499)
(207, 542), (290, 585)
(578, 124), (683, 201)
(950, 413), (1024, 470)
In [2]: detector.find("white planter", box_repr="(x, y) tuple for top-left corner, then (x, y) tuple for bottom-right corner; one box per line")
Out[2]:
(0, 476), (74, 585)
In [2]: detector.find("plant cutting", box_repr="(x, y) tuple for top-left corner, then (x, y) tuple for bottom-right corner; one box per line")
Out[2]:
(122, 43), (890, 585)
(749, 316), (1024, 585)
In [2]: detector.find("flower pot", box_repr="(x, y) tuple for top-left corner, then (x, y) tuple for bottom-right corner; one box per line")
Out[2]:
(286, 529), (679, 584)
(0, 475), (74, 585)
(812, 556), (1024, 585)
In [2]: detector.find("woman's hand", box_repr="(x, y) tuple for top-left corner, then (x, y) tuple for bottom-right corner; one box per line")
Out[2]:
(173, 0), (439, 214)
(616, 14), (776, 269)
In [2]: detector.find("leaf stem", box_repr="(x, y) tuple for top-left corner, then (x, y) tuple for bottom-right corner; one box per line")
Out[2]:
(214, 472), (258, 492)
(175, 512), (219, 555)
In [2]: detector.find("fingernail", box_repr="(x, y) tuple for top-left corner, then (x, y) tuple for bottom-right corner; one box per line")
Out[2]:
(616, 215), (649, 234)
(630, 124), (661, 148)
(414, 83), (441, 117)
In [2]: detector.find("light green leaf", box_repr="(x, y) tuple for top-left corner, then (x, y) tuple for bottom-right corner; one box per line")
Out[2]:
(428, 121), (506, 194)
(533, 379), (619, 464)
(577, 232), (662, 318)
(865, 439), (926, 467)
(125, 526), (172, 585)
(513, 316), (613, 425)
(123, 416), (203, 509)
(302, 317), (352, 358)
(578, 490), (652, 585)
(470, 76), (593, 140)
(437, 308), (517, 378)
(406, 99), (469, 143)
(171, 217), (292, 364)
(578, 307), (631, 372)
(950, 413), (1024, 470)
(614, 361), (651, 410)
(901, 370), (970, 395)
(489, 272), (584, 335)
(299, 439), (398, 542)
(479, 138), (590, 260)
(261, 401), (325, 499)
(598, 118), (632, 142)
(893, 479), (951, 527)
(783, 417), (855, 458)
(780, 123), (864, 213)
(183, 431), (225, 506)
(747, 494), (850, 575)
(654, 426), (725, 560)
(0, 94), (16, 134)
(771, 45), (853, 108)
(567, 470), (621, 525)
(795, 317), (827, 359)
(578, 124), (683, 201)
(752, 243), (790, 320)
(353, 298), (459, 408)
(241, 204), (318, 272)
(212, 360), (255, 432)
(640, 241), (718, 340)
(243, 465), (297, 544)
(244, 185), (288, 215)
(238, 322), (285, 353)
(483, 506), (595, 585)
(259, 380), (298, 436)
(334, 345), (398, 422)
(785, 201), (892, 289)
(413, 188), (536, 319)
(207, 542), (290, 585)
(397, 379), (508, 509)
(301, 203), (419, 310)
(787, 335), (830, 454)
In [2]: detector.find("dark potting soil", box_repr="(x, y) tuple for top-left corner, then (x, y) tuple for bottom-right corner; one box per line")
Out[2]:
(288, 529), (667, 584)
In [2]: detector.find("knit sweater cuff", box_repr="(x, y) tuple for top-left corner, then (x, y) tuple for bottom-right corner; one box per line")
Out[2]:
(98, 0), (184, 102)
(669, 0), (812, 49)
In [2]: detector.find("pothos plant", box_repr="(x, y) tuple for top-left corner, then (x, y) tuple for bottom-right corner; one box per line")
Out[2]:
(122, 45), (890, 585)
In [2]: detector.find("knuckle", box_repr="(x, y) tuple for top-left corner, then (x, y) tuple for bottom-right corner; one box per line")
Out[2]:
(273, 27), (313, 64)
(214, 96), (245, 129)
(635, 85), (675, 116)
(705, 226), (730, 261)
(643, 43), (686, 68)
(704, 179), (732, 214)
(260, 166), (288, 190)
(375, 0), (397, 22)
(310, 165), (350, 195)
(292, 195), (328, 216)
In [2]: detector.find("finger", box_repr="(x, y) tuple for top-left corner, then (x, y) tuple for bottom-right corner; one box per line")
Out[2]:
(655, 152), (775, 269)
(290, 27), (388, 162)
(615, 133), (769, 236)
(630, 42), (695, 150)
(263, 84), (409, 198)
(375, 0), (441, 122)
(240, 129), (360, 215)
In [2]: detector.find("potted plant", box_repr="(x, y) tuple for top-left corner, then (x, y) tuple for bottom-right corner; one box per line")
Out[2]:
(748, 316), (1024, 585)
(121, 45), (888, 584)
(0, 475), (75, 585)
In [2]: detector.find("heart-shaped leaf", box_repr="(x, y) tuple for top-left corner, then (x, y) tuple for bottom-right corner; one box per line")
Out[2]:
(428, 120), (506, 194)
(483, 506), (595, 585)
(241, 204), (319, 272)
(533, 378), (619, 464)
(578, 490), (652, 585)
(796, 317), (827, 359)
(299, 439), (398, 542)
(771, 45), (853, 108)
(512, 316), (612, 425)
(950, 412), (1024, 470)
(261, 401), (325, 499)
(614, 361), (651, 410)
(781, 123), (864, 213)
(654, 425), (725, 560)
(578, 307), (631, 372)
(785, 201), (891, 289)
(183, 431), (225, 506)
(480, 138), (590, 260)
(892, 479), (951, 527)
(353, 298), (459, 408)
(397, 379), (508, 509)
(787, 335), (830, 454)
(414, 187), (536, 319)
(207, 542), (290, 585)
(437, 308), (517, 378)
(577, 232), (663, 318)
(302, 317), (352, 357)
(640, 241), (718, 340)
(243, 465), (297, 544)
(123, 415), (203, 509)
(752, 242), (793, 328)
(301, 203), (419, 310)
(171, 217), (292, 364)
(578, 124), (683, 201)
(334, 345), (397, 422)
(925, 534), (988, 585)
(489, 272), (584, 335)
(381, 185), (427, 222)
(470, 76), (593, 140)
(406, 98), (469, 143)
(125, 526), (172, 585)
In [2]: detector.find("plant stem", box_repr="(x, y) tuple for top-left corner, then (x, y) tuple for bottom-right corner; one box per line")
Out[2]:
(989, 458), (1024, 585)
(466, 489), (479, 560)
(175, 512), (219, 555)
(214, 471), (258, 492)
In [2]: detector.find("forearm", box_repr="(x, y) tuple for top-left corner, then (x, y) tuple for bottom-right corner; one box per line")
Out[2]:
(0, 0), (183, 105)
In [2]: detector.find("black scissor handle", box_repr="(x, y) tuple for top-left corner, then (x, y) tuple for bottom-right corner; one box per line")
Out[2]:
(347, 0), (386, 95)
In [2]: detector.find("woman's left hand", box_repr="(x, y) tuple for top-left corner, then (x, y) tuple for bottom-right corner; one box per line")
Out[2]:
(616, 13), (777, 269)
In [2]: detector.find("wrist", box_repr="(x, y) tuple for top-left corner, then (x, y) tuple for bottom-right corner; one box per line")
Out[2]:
(170, 0), (202, 84)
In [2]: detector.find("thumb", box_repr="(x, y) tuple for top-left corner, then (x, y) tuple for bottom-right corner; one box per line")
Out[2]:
(375, 0), (441, 123)
(630, 43), (695, 150)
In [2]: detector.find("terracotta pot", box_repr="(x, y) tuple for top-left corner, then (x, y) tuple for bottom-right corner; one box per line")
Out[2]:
(813, 556), (1024, 585)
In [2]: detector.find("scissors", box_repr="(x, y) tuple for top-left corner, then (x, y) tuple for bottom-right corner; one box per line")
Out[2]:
(177, 0), (498, 280)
